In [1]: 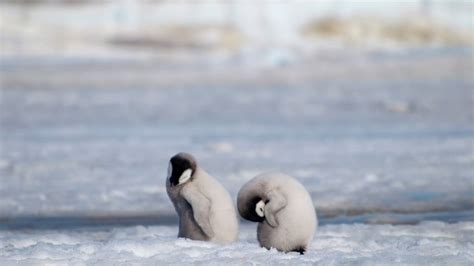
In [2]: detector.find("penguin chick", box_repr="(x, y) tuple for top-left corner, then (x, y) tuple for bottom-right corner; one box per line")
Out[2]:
(237, 172), (317, 254)
(166, 152), (238, 244)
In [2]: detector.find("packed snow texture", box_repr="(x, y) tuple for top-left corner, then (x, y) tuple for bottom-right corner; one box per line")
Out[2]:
(1, 49), (473, 221)
(1, 222), (473, 265)
(0, 47), (473, 264)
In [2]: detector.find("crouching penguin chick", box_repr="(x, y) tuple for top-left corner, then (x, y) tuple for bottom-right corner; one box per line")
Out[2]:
(237, 172), (317, 254)
(166, 152), (238, 244)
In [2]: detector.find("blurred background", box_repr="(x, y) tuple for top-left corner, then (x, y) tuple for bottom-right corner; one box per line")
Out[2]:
(0, 0), (473, 228)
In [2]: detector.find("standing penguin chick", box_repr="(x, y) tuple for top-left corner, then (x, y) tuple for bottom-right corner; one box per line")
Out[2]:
(237, 172), (317, 254)
(166, 152), (238, 244)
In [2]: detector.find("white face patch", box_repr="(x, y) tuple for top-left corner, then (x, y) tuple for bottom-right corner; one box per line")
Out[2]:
(255, 200), (265, 217)
(178, 168), (192, 185)
(167, 162), (173, 179)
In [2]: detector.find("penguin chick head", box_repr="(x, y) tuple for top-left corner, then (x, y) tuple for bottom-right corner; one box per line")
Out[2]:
(168, 152), (197, 187)
(239, 196), (266, 223)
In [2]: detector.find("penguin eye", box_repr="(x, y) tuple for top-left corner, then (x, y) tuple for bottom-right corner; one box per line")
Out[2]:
(178, 168), (193, 185)
(167, 162), (173, 179)
(255, 200), (265, 217)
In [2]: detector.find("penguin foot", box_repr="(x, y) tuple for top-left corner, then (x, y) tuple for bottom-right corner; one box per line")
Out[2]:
(292, 247), (306, 255)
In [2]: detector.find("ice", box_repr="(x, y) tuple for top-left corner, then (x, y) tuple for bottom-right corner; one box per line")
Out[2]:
(0, 222), (473, 264)
(1, 48), (473, 220)
(0, 27), (473, 264)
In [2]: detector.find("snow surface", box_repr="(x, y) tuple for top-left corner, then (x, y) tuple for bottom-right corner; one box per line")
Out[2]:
(1, 222), (473, 265)
(1, 48), (473, 220)
(1, 47), (473, 264)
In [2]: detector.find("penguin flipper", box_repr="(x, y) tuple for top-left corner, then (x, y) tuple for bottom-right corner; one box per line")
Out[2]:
(183, 187), (215, 238)
(264, 189), (287, 228)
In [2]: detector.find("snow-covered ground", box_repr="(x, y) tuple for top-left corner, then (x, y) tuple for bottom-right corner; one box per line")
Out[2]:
(1, 2), (473, 264)
(1, 222), (473, 265)
(0, 46), (473, 263)
(1, 48), (473, 219)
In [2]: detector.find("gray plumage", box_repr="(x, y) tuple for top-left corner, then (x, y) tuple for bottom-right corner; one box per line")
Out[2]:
(166, 152), (238, 244)
(237, 172), (317, 253)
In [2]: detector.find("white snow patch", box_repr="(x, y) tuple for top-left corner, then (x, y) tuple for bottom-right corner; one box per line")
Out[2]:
(0, 222), (472, 264)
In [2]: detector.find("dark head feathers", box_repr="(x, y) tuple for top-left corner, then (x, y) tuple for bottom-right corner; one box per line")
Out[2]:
(168, 152), (197, 186)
